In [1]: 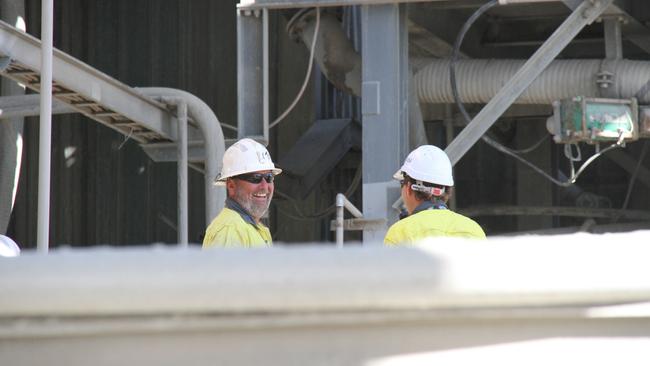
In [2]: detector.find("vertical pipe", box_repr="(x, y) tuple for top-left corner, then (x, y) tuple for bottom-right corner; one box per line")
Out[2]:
(444, 105), (457, 211)
(262, 8), (269, 141)
(237, 9), (264, 141)
(37, 0), (53, 253)
(335, 193), (344, 247)
(361, 4), (409, 243)
(604, 17), (623, 60)
(177, 101), (188, 247)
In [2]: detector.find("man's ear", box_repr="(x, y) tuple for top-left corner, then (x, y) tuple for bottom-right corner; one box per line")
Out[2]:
(404, 183), (414, 198)
(226, 179), (236, 197)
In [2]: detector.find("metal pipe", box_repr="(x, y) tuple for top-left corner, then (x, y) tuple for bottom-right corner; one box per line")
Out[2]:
(262, 8), (269, 138)
(415, 58), (650, 105)
(335, 194), (344, 247)
(237, 9), (265, 141)
(176, 101), (188, 247)
(36, 0), (53, 253)
(335, 193), (365, 247)
(137, 88), (226, 226)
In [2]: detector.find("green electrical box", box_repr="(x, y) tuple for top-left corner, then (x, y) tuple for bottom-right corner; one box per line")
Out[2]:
(550, 97), (638, 144)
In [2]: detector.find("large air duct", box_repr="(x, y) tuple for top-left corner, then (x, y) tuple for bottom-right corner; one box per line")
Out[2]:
(415, 59), (650, 105)
(288, 10), (650, 109)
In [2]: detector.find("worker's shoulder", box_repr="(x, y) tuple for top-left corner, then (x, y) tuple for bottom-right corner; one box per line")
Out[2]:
(444, 210), (485, 238)
(208, 207), (246, 228)
(413, 209), (485, 238)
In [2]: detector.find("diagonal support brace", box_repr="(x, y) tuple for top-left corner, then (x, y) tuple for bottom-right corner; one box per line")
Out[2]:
(445, 0), (615, 166)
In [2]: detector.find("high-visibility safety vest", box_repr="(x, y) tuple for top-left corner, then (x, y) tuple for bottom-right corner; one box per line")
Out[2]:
(203, 207), (272, 248)
(384, 208), (485, 245)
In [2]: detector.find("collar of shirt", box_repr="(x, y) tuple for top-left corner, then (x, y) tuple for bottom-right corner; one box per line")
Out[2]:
(226, 198), (258, 226)
(412, 200), (447, 215)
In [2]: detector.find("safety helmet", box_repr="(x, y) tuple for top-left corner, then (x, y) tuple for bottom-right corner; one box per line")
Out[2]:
(215, 138), (282, 186)
(393, 145), (454, 187)
(0, 235), (20, 257)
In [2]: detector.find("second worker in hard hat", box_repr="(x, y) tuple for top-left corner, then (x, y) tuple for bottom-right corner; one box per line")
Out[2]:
(203, 138), (282, 248)
(384, 145), (485, 245)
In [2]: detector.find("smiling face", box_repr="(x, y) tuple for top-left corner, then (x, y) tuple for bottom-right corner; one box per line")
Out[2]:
(227, 170), (274, 223)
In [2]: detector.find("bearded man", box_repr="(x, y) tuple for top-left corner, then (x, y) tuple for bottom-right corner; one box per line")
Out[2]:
(202, 138), (282, 248)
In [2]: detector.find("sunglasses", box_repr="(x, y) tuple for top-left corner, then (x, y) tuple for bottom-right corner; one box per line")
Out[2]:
(235, 172), (274, 184)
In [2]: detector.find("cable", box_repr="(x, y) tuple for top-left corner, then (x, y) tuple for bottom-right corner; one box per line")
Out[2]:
(449, 0), (624, 188)
(269, 8), (320, 130)
(614, 141), (649, 223)
(274, 162), (362, 220)
(510, 134), (549, 154)
(449, 0), (498, 125)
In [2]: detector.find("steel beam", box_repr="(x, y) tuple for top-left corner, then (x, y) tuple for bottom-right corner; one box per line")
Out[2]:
(0, 20), (176, 144)
(604, 17), (623, 59)
(361, 4), (409, 243)
(446, 0), (615, 165)
(239, 0), (439, 10)
(564, 0), (650, 56)
(460, 205), (650, 221)
(237, 9), (267, 142)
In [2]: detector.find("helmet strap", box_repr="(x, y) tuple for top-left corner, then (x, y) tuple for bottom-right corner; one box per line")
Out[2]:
(410, 180), (446, 197)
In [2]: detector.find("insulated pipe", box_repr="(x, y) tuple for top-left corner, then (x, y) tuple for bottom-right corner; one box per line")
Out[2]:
(415, 59), (650, 105)
(37, 0), (53, 253)
(137, 88), (226, 226)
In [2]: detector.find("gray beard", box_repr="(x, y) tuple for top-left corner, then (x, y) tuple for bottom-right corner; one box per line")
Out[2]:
(234, 189), (271, 221)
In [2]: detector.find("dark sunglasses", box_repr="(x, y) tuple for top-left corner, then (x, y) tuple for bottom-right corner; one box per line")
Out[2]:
(235, 172), (274, 184)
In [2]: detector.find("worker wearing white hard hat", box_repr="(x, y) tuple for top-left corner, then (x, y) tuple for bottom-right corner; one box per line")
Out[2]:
(203, 138), (282, 248)
(384, 145), (485, 245)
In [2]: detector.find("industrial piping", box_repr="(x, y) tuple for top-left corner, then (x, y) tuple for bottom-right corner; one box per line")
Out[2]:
(287, 10), (650, 106)
(415, 59), (650, 105)
(137, 88), (226, 224)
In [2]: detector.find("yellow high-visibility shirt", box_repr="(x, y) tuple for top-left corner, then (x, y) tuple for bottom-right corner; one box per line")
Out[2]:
(384, 209), (485, 245)
(202, 207), (272, 248)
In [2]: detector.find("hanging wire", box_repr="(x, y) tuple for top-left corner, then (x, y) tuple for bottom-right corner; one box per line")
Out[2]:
(613, 141), (649, 223)
(269, 8), (321, 129)
(274, 162), (362, 221)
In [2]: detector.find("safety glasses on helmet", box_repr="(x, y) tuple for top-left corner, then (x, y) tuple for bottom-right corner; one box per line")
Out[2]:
(235, 172), (274, 184)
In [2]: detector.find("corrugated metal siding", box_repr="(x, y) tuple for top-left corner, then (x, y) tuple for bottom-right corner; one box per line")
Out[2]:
(9, 0), (238, 247)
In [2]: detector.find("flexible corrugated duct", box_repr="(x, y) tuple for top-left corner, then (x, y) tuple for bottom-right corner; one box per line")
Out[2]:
(415, 59), (650, 105)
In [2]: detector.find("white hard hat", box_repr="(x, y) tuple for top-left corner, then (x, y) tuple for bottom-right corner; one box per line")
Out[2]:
(0, 235), (20, 257)
(393, 145), (454, 186)
(215, 138), (282, 185)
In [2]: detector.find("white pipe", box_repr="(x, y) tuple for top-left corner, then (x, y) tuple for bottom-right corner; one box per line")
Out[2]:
(335, 193), (345, 247)
(176, 101), (188, 247)
(335, 193), (364, 247)
(137, 88), (226, 225)
(415, 59), (650, 104)
(336, 205), (344, 247)
(36, 0), (53, 253)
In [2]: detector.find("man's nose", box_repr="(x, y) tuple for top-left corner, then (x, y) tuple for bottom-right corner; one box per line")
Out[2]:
(258, 179), (271, 189)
